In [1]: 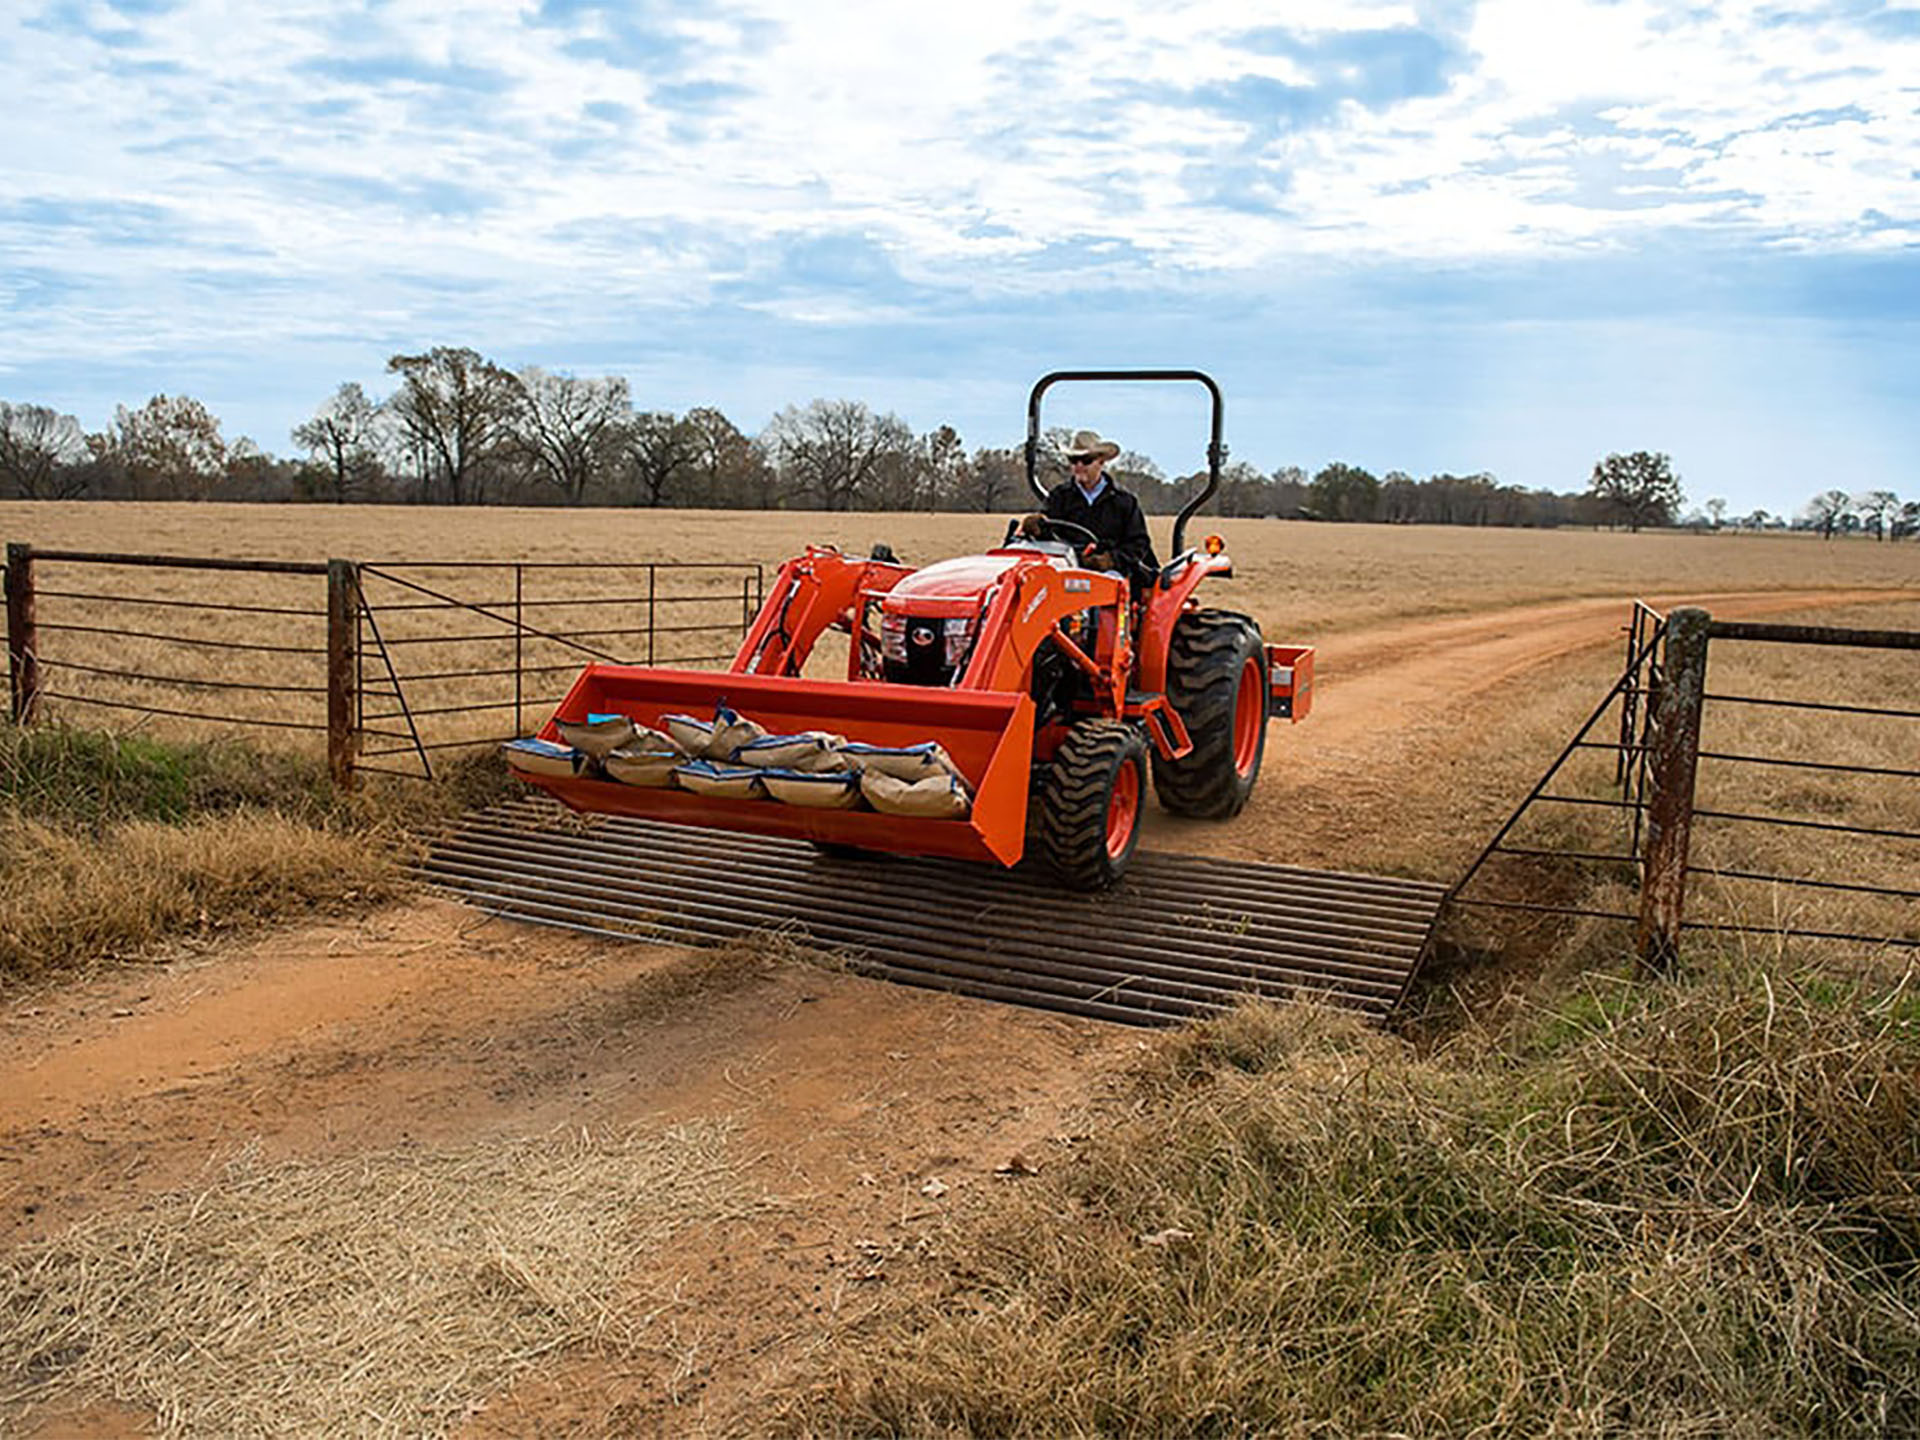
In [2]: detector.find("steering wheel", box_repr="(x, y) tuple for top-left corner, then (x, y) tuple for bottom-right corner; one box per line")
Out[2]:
(1004, 514), (1101, 552)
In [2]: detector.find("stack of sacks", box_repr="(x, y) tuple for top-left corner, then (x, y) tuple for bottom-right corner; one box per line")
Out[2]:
(844, 742), (973, 820)
(504, 711), (637, 780)
(734, 730), (860, 809)
(524, 700), (977, 821)
(663, 702), (771, 796)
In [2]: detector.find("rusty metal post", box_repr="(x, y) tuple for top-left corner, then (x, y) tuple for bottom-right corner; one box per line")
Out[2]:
(5, 543), (38, 725)
(1636, 606), (1710, 974)
(326, 559), (359, 790)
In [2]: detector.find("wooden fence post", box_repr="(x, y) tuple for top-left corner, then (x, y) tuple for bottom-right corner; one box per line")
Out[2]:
(327, 559), (359, 790)
(1636, 605), (1710, 975)
(5, 543), (38, 725)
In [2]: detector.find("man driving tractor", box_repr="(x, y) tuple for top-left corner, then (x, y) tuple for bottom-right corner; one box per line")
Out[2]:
(1022, 428), (1158, 584)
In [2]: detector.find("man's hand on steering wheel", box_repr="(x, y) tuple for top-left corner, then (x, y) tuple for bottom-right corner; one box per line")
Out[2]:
(1020, 514), (1100, 550)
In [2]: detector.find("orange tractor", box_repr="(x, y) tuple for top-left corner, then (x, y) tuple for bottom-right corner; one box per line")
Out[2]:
(514, 370), (1313, 888)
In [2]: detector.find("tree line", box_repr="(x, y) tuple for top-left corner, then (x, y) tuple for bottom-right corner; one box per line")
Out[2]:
(0, 347), (1909, 535)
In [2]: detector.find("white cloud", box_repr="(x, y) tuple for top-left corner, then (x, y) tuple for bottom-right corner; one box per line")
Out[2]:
(0, 0), (1915, 510)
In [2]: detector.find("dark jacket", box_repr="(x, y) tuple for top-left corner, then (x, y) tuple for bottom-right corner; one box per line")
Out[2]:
(1044, 477), (1159, 581)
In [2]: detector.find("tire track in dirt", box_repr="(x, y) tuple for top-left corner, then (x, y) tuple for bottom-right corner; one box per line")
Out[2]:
(1300, 587), (1920, 756)
(1144, 587), (1920, 870)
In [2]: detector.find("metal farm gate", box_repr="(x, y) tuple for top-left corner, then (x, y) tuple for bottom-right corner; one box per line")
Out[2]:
(3, 544), (762, 785)
(1451, 601), (1920, 969)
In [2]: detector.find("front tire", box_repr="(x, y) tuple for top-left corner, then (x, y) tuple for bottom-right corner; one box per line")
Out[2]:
(1151, 609), (1267, 819)
(1039, 721), (1147, 890)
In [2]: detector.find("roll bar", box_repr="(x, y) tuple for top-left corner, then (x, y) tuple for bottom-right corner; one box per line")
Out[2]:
(1024, 369), (1226, 563)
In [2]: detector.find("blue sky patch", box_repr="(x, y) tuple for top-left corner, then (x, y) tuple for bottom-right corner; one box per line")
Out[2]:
(0, 0), (1916, 514)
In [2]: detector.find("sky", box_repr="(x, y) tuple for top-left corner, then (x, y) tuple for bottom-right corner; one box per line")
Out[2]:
(1, 0), (1917, 518)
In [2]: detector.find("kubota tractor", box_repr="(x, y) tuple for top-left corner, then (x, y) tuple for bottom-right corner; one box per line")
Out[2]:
(515, 369), (1313, 888)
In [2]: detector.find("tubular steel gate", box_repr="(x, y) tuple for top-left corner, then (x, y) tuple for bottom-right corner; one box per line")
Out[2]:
(3, 544), (762, 785)
(1452, 600), (1920, 970)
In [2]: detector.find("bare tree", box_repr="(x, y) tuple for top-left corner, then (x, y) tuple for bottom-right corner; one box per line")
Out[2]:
(683, 406), (768, 507)
(919, 424), (967, 511)
(385, 347), (520, 505)
(961, 445), (1021, 513)
(621, 411), (699, 507)
(1804, 489), (1853, 540)
(1705, 497), (1727, 530)
(0, 401), (89, 499)
(91, 395), (228, 500)
(764, 399), (912, 512)
(292, 383), (384, 503)
(512, 368), (629, 506)
(1857, 490), (1900, 541)
(1218, 460), (1274, 518)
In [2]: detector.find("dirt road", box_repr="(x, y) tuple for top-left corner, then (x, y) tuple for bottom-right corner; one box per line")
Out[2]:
(3, 587), (1912, 1435)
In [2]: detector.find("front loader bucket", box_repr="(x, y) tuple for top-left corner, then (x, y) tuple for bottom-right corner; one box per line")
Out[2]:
(520, 665), (1036, 867)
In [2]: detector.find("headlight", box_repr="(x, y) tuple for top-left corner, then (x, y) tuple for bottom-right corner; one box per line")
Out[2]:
(881, 613), (907, 664)
(944, 615), (977, 666)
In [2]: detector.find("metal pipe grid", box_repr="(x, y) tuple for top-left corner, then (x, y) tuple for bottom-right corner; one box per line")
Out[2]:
(419, 798), (1448, 1028)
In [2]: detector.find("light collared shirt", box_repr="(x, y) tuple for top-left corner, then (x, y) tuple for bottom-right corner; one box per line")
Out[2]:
(1072, 475), (1110, 507)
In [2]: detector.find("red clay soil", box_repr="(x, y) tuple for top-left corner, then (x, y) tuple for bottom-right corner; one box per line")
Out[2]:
(1, 587), (1911, 1436)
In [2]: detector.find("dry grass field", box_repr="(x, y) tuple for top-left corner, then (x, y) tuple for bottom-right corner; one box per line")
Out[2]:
(3, 501), (1918, 1436)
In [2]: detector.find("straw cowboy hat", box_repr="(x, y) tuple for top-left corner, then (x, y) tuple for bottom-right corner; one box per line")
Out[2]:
(1065, 429), (1121, 463)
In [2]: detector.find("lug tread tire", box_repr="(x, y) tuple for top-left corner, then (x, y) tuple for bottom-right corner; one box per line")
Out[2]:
(1151, 608), (1265, 819)
(1039, 720), (1146, 890)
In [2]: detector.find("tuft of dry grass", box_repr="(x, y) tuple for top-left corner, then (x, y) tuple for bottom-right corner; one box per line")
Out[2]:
(0, 1122), (766, 1438)
(0, 726), (538, 989)
(0, 811), (401, 986)
(775, 972), (1920, 1437)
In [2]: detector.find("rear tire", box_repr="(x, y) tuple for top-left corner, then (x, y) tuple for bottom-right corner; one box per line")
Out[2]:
(1039, 721), (1147, 890)
(1151, 609), (1267, 819)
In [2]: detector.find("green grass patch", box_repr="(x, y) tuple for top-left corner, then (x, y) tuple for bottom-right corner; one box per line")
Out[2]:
(0, 724), (334, 826)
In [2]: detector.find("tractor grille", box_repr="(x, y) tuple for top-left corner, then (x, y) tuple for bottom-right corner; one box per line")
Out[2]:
(421, 798), (1446, 1026)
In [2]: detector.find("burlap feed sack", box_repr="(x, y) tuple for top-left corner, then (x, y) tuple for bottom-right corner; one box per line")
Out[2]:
(674, 760), (768, 800)
(734, 731), (849, 772)
(860, 769), (972, 819)
(663, 713), (716, 755)
(763, 769), (863, 809)
(603, 744), (682, 788)
(843, 741), (965, 786)
(710, 703), (769, 760)
(554, 712), (637, 759)
(634, 723), (685, 753)
(503, 738), (586, 779)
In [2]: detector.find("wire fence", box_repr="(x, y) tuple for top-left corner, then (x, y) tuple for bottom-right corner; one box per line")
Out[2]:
(352, 561), (763, 778)
(1450, 598), (1920, 967)
(3, 545), (763, 783)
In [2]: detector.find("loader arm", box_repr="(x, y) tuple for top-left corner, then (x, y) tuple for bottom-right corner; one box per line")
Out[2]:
(732, 547), (912, 677)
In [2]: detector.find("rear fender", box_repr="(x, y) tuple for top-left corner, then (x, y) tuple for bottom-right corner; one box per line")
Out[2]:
(1136, 552), (1233, 694)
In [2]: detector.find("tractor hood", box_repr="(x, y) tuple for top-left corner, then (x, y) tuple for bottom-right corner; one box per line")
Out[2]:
(883, 548), (1068, 616)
